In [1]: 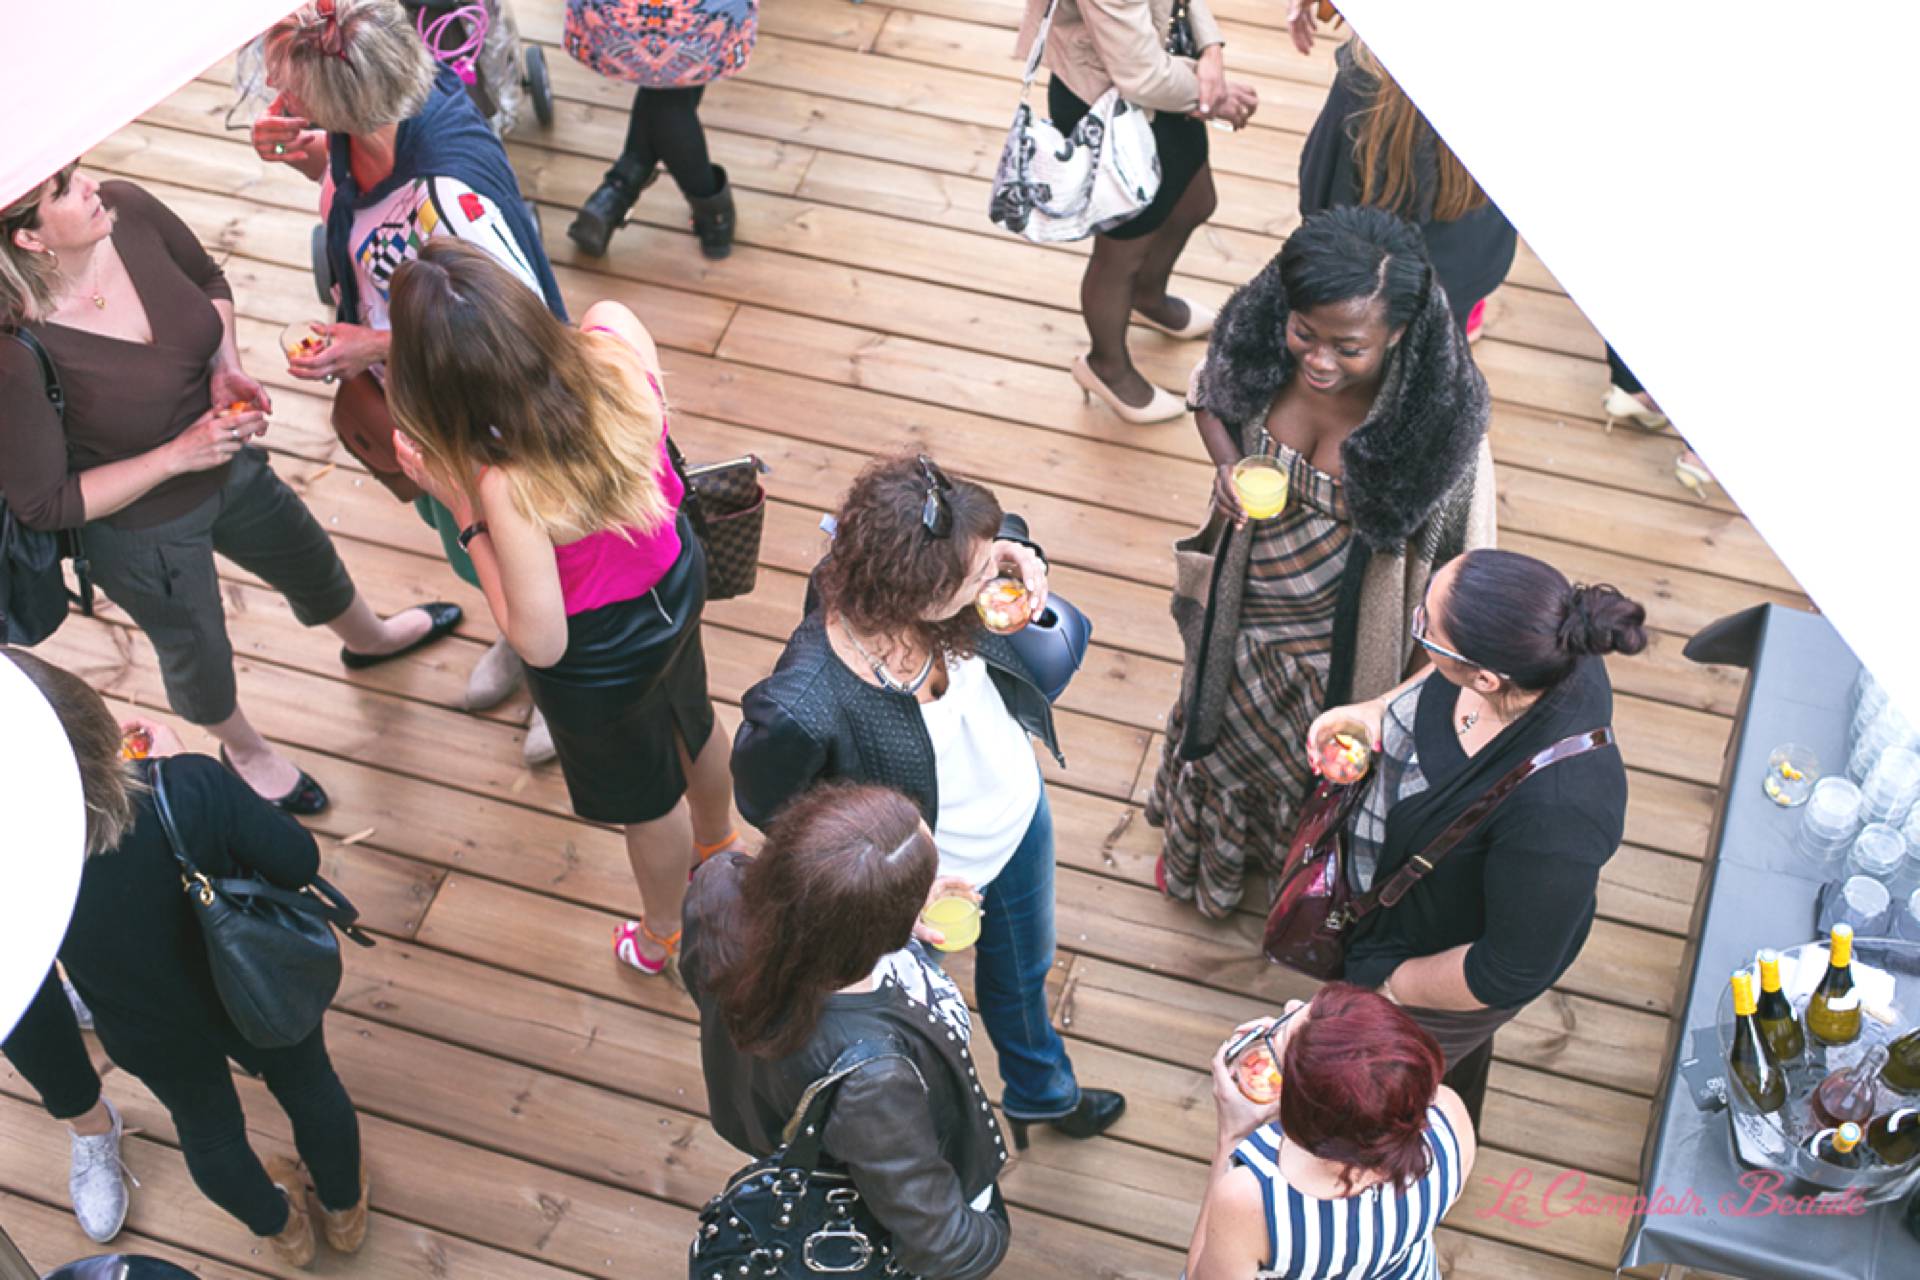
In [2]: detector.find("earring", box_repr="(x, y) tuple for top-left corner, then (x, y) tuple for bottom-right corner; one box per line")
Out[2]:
(44, 249), (58, 269)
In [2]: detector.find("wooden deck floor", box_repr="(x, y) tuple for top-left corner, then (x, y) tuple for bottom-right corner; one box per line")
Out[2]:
(3, 2), (1800, 1276)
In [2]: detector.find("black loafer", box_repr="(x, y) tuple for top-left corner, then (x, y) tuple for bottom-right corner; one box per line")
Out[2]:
(219, 746), (330, 816)
(1007, 1088), (1126, 1151)
(340, 602), (463, 670)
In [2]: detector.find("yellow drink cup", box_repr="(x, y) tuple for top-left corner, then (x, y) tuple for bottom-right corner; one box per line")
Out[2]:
(1232, 456), (1289, 521)
(921, 893), (982, 953)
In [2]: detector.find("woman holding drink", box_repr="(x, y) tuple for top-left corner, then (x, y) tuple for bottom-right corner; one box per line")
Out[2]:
(732, 454), (1127, 1149)
(1147, 206), (1496, 918)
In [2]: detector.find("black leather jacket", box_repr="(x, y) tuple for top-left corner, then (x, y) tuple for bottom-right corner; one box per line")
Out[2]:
(732, 515), (1062, 830)
(681, 854), (1012, 1280)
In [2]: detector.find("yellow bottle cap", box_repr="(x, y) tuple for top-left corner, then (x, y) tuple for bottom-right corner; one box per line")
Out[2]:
(1757, 948), (1783, 991)
(1730, 969), (1758, 1016)
(1831, 923), (1854, 968)
(1835, 1122), (1862, 1152)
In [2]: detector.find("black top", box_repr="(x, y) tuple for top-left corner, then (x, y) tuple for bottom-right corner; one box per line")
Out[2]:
(680, 854), (1011, 1280)
(57, 754), (320, 1065)
(1298, 44), (1518, 326)
(1344, 659), (1627, 1009)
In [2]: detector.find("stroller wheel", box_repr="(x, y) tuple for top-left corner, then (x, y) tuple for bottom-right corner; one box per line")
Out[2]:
(525, 45), (553, 128)
(309, 224), (331, 307)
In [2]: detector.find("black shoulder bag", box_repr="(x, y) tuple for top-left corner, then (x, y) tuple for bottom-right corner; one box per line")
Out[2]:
(1, 329), (95, 645)
(150, 760), (374, 1049)
(690, 1039), (918, 1279)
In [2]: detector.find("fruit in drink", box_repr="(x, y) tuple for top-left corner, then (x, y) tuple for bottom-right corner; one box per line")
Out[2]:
(976, 578), (1032, 634)
(1319, 730), (1372, 785)
(119, 727), (152, 760)
(1234, 1043), (1283, 1105)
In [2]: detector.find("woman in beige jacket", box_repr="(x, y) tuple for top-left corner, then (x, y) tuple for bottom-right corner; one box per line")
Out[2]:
(1018, 0), (1258, 422)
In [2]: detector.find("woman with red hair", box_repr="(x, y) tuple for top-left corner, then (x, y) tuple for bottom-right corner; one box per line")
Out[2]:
(1184, 983), (1476, 1279)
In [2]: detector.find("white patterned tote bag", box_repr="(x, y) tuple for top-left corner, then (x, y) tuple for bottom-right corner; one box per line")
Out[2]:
(989, 0), (1161, 244)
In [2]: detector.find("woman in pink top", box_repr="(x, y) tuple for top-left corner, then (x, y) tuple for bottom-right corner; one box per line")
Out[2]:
(384, 239), (741, 978)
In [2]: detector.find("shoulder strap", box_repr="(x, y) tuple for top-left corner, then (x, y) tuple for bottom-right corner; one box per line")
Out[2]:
(149, 760), (203, 879)
(778, 1038), (920, 1172)
(6, 329), (93, 615)
(1353, 727), (1615, 919)
(1019, 0), (1064, 91)
(9, 328), (64, 423)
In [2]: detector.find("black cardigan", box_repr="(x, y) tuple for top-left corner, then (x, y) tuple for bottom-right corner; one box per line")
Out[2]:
(1343, 659), (1627, 1009)
(681, 854), (1011, 1280)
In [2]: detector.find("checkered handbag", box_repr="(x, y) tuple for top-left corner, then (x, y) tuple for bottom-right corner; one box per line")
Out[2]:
(668, 438), (768, 601)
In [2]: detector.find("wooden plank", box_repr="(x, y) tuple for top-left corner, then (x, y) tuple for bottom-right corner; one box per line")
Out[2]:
(0, 1187), (268, 1280)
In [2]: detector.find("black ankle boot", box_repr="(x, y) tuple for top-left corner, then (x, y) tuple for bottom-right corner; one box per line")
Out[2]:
(568, 162), (656, 257)
(1006, 1088), (1126, 1151)
(688, 165), (735, 260)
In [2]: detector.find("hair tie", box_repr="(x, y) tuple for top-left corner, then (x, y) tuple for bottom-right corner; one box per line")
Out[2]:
(315, 0), (351, 61)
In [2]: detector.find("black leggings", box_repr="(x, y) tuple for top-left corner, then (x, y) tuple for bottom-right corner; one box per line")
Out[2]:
(120, 1025), (361, 1235)
(3, 970), (103, 1120)
(614, 84), (718, 199)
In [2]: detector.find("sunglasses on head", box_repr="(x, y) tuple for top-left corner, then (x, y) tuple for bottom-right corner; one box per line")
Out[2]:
(917, 454), (953, 540)
(1410, 602), (1510, 680)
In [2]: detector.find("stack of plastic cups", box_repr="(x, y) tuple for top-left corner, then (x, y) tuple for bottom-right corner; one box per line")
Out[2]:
(1853, 666), (1888, 728)
(1847, 823), (1908, 889)
(1799, 777), (1865, 869)
(1887, 824), (1920, 901)
(1860, 747), (1920, 826)
(1899, 887), (1920, 944)
(1820, 876), (1893, 937)
(1850, 702), (1920, 783)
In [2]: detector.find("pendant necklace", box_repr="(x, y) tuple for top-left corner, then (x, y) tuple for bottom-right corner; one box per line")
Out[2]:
(76, 248), (108, 309)
(841, 620), (935, 696)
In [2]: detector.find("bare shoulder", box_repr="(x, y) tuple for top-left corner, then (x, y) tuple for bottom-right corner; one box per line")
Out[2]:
(580, 301), (660, 371)
(1192, 1164), (1271, 1280)
(1433, 1085), (1479, 1172)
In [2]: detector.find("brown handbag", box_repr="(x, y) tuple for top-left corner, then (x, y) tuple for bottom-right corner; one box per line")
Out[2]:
(329, 371), (421, 503)
(665, 437), (767, 602)
(1262, 727), (1615, 980)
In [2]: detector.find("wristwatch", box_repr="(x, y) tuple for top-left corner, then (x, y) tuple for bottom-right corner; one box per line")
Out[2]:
(457, 520), (489, 551)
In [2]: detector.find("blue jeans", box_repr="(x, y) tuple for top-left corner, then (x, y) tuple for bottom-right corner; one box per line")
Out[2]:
(974, 788), (1081, 1119)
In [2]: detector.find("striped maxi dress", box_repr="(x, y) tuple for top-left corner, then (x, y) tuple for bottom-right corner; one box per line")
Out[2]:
(1146, 441), (1352, 918)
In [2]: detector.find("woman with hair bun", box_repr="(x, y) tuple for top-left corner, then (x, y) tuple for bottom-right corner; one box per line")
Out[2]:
(1307, 548), (1644, 1122)
(1185, 983), (1476, 1279)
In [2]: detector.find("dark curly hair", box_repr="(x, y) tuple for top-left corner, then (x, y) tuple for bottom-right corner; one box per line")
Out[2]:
(815, 454), (1002, 659)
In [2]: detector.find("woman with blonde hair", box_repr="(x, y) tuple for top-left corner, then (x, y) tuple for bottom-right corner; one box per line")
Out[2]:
(252, 0), (568, 757)
(385, 238), (740, 978)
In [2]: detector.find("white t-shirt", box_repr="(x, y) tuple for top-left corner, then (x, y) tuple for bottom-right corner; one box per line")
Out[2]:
(342, 175), (541, 333)
(919, 655), (1043, 888)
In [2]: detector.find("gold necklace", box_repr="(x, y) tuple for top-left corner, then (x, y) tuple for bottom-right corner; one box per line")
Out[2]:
(73, 247), (108, 309)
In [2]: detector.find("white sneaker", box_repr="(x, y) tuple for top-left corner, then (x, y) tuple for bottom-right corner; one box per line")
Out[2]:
(70, 1099), (132, 1244)
(523, 708), (558, 766)
(61, 974), (93, 1031)
(465, 638), (526, 710)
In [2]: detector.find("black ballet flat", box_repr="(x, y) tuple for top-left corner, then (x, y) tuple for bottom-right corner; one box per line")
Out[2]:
(1007, 1088), (1127, 1151)
(219, 746), (330, 816)
(339, 602), (463, 670)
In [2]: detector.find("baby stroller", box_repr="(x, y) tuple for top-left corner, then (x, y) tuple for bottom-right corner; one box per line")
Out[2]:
(403, 0), (554, 137)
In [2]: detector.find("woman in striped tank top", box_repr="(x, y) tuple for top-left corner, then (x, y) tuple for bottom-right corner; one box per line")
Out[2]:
(1186, 984), (1477, 1279)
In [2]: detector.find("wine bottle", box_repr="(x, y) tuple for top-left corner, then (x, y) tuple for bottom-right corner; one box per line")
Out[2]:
(1727, 970), (1787, 1113)
(1805, 924), (1863, 1047)
(1883, 1028), (1920, 1095)
(1808, 1122), (1865, 1169)
(1811, 1044), (1889, 1128)
(1754, 948), (1806, 1066)
(1868, 1108), (1920, 1167)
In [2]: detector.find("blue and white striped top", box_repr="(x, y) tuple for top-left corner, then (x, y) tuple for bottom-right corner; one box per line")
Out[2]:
(1231, 1105), (1463, 1280)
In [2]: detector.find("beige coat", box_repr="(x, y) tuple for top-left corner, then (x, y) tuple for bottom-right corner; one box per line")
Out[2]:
(1016, 0), (1225, 115)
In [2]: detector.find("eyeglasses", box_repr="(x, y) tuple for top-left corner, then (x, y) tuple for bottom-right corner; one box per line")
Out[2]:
(917, 454), (953, 539)
(1411, 602), (1509, 680)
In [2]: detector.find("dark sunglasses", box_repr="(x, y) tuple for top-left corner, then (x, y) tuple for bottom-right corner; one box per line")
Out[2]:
(917, 453), (953, 539)
(1410, 602), (1510, 680)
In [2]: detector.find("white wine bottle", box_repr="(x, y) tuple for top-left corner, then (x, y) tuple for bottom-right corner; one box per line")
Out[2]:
(1727, 970), (1787, 1113)
(1754, 949), (1806, 1066)
(1805, 924), (1863, 1047)
(1807, 1122), (1865, 1170)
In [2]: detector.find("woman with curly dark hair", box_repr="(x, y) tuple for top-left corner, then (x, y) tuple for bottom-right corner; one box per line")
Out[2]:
(1147, 205), (1496, 918)
(732, 453), (1126, 1151)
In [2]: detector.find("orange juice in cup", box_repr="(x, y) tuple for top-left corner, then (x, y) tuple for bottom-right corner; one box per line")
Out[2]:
(921, 890), (982, 953)
(1232, 456), (1289, 521)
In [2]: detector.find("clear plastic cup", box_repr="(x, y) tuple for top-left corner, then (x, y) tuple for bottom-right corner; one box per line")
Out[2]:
(1861, 747), (1920, 826)
(279, 318), (332, 362)
(1818, 875), (1892, 938)
(1853, 667), (1887, 720)
(1847, 824), (1908, 885)
(1764, 743), (1819, 807)
(1799, 777), (1865, 867)
(1231, 456), (1289, 521)
(1850, 704), (1920, 782)
(1899, 889), (1920, 944)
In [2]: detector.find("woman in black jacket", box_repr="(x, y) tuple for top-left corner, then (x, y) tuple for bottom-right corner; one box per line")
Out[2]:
(731, 453), (1124, 1149)
(0, 648), (367, 1268)
(681, 782), (1008, 1278)
(1307, 549), (1646, 1123)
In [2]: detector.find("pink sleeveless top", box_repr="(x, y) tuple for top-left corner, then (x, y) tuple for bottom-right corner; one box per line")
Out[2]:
(551, 333), (684, 615)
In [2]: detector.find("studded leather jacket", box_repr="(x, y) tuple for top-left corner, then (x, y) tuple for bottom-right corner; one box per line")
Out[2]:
(682, 853), (1012, 1280)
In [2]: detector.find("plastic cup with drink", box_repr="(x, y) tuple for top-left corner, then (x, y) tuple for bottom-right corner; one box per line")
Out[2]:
(1231, 456), (1289, 522)
(920, 886), (982, 953)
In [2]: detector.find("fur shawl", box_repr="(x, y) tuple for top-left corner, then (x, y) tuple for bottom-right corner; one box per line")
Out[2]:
(1187, 255), (1490, 550)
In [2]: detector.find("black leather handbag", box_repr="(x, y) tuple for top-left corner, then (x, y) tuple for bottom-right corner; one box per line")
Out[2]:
(1, 329), (94, 645)
(151, 760), (374, 1049)
(690, 1039), (916, 1279)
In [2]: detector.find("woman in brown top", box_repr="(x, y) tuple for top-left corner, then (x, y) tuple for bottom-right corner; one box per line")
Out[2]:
(0, 165), (460, 812)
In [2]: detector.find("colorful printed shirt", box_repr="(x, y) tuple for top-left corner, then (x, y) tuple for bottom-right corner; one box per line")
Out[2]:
(345, 175), (541, 333)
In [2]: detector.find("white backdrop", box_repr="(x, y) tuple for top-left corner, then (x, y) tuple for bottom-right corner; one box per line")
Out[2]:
(0, 1), (296, 208)
(1337, 1), (1920, 719)
(0, 660), (86, 1041)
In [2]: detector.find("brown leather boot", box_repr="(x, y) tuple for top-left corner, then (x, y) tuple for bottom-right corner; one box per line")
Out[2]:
(263, 1156), (316, 1268)
(319, 1157), (371, 1254)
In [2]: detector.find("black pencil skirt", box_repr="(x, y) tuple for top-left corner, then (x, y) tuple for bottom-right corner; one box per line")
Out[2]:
(1047, 76), (1210, 241)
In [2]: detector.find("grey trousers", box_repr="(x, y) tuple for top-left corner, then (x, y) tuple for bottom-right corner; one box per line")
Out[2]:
(81, 447), (356, 724)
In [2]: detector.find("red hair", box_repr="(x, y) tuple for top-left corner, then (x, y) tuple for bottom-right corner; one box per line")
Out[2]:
(1279, 983), (1443, 1191)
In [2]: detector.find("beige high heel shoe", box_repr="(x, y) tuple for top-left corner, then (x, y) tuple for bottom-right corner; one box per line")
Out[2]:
(1132, 297), (1217, 341)
(1071, 356), (1186, 424)
(1674, 453), (1716, 502)
(1602, 385), (1670, 434)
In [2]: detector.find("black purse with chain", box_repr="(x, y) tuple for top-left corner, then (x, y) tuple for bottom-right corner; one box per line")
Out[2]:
(690, 1039), (920, 1279)
(1166, 0), (1201, 58)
